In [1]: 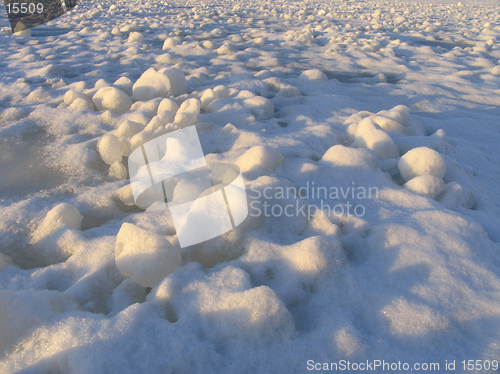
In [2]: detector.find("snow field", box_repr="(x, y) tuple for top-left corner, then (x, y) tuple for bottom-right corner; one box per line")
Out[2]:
(0, 0), (499, 372)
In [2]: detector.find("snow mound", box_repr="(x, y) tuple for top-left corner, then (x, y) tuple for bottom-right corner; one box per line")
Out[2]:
(376, 105), (410, 126)
(201, 286), (295, 341)
(322, 145), (379, 169)
(236, 145), (285, 175)
(92, 87), (132, 114)
(247, 176), (309, 236)
(114, 76), (133, 95)
(145, 112), (174, 132)
(98, 134), (123, 165)
(162, 36), (182, 50)
(382, 297), (449, 337)
(398, 147), (446, 181)
(371, 114), (405, 133)
(109, 161), (127, 180)
(157, 98), (179, 114)
(243, 96), (274, 119)
(201, 88), (217, 109)
(70, 97), (94, 111)
(130, 99), (160, 117)
(132, 67), (187, 101)
(174, 98), (201, 128)
(32, 203), (82, 243)
(115, 223), (182, 288)
(0, 290), (77, 356)
(438, 182), (475, 210)
(354, 117), (399, 160)
(298, 69), (328, 82)
(213, 85), (229, 99)
(404, 174), (445, 199)
(115, 120), (144, 138)
(128, 32), (144, 43)
(64, 90), (90, 106)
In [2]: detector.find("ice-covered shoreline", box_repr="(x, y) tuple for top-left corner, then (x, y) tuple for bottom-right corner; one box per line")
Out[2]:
(0, 0), (500, 373)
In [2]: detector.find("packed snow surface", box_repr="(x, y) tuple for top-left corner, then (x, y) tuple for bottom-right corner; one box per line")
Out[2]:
(0, 0), (500, 373)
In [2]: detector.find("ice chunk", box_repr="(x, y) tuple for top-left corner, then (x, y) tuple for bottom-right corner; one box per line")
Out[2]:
(27, 88), (51, 102)
(398, 147), (446, 181)
(157, 110), (176, 125)
(236, 145), (285, 175)
(130, 131), (153, 151)
(109, 161), (127, 179)
(98, 134), (123, 165)
(69, 97), (94, 111)
(115, 120), (144, 138)
(64, 90), (89, 106)
(174, 98), (201, 128)
(157, 98), (179, 114)
(33, 203), (82, 242)
(128, 32), (144, 43)
(114, 76), (133, 96)
(376, 105), (410, 126)
(117, 184), (135, 206)
(92, 87), (132, 114)
(201, 40), (216, 49)
(201, 88), (217, 108)
(298, 69), (328, 81)
(491, 66), (500, 76)
(111, 27), (122, 36)
(371, 115), (405, 133)
(132, 67), (187, 101)
(438, 182), (475, 210)
(354, 117), (399, 160)
(144, 113), (173, 133)
(404, 175), (445, 199)
(115, 223), (182, 288)
(242, 96), (274, 119)
(213, 85), (229, 99)
(177, 98), (201, 116)
(344, 111), (372, 125)
(130, 99), (160, 117)
(124, 112), (152, 126)
(404, 118), (427, 136)
(322, 145), (379, 169)
(391, 105), (410, 124)
(162, 36), (182, 49)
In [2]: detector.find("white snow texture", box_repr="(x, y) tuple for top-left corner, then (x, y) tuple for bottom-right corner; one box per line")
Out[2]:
(0, 0), (499, 373)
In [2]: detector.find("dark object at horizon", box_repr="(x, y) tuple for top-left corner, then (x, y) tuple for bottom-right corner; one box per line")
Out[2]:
(65, 0), (78, 11)
(3, 0), (80, 33)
